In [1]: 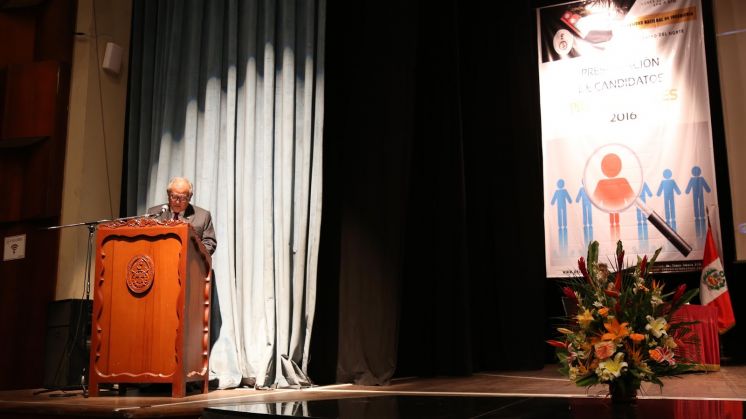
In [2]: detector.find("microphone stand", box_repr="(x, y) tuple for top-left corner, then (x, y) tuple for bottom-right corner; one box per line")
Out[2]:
(47, 212), (159, 300)
(36, 211), (163, 397)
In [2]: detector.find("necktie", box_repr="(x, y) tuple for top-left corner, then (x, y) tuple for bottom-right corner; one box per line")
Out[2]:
(173, 212), (179, 220)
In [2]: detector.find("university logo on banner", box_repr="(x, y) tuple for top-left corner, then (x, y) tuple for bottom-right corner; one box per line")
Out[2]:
(536, 0), (723, 276)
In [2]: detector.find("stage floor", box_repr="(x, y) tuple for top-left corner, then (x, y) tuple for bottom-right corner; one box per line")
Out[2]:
(1, 364), (745, 418)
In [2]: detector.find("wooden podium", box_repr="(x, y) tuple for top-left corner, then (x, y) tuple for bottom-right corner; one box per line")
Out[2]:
(88, 219), (212, 397)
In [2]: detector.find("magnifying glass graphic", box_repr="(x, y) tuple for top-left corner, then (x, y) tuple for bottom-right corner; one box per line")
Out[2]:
(582, 143), (692, 257)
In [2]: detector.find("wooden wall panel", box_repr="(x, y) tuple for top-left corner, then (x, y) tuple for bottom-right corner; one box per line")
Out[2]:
(0, 62), (69, 222)
(0, 67), (4, 141)
(0, 220), (60, 390)
(0, 149), (30, 222)
(34, 0), (76, 62)
(1, 61), (59, 140)
(0, 11), (35, 66)
(0, 0), (75, 391)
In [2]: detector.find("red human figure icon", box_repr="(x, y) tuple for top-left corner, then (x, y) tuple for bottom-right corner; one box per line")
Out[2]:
(592, 153), (635, 241)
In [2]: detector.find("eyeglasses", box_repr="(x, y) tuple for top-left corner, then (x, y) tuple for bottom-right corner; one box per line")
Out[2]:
(168, 193), (190, 203)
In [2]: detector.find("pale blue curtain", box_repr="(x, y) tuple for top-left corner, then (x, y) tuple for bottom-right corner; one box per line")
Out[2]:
(125, 0), (325, 388)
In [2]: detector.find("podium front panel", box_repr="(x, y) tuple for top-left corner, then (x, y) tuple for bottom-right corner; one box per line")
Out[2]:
(88, 221), (211, 397)
(96, 233), (182, 376)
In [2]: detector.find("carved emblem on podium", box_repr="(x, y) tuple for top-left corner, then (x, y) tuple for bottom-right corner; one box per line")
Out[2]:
(126, 255), (155, 294)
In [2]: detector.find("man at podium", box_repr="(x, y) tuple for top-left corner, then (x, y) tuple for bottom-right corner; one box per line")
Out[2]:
(89, 176), (217, 397)
(148, 177), (217, 255)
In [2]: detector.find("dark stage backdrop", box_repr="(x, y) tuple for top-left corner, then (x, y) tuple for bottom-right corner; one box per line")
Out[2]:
(310, 0), (744, 386)
(311, 1), (548, 385)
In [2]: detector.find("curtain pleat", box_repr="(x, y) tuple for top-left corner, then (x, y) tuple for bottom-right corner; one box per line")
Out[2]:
(126, 0), (325, 389)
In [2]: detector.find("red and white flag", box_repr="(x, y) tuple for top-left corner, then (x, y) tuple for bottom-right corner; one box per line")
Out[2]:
(700, 220), (736, 333)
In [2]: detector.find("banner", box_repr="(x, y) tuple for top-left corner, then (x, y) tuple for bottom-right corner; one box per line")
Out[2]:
(537, 0), (722, 276)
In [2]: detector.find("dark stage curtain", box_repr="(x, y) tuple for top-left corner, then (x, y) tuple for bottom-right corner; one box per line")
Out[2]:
(311, 1), (549, 385)
(397, 1), (549, 378)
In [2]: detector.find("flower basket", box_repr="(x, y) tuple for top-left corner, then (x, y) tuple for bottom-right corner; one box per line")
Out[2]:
(548, 241), (701, 401)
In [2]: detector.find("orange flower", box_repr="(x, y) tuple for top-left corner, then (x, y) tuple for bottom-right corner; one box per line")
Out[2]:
(629, 333), (645, 343)
(594, 340), (616, 359)
(626, 343), (643, 365)
(577, 363), (589, 375)
(601, 318), (630, 341)
(598, 307), (609, 317)
(651, 279), (662, 293)
(649, 347), (676, 365)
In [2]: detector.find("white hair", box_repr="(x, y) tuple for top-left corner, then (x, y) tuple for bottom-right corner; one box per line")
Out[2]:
(167, 177), (193, 195)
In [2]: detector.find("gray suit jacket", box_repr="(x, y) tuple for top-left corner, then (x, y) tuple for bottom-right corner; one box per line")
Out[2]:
(148, 203), (217, 255)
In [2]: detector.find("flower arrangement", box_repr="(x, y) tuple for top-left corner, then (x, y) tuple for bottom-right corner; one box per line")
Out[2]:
(548, 241), (701, 399)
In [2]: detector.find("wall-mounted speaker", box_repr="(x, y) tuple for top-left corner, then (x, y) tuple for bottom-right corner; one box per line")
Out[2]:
(102, 42), (122, 75)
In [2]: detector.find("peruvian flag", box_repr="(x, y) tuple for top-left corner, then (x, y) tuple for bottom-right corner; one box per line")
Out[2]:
(700, 220), (736, 333)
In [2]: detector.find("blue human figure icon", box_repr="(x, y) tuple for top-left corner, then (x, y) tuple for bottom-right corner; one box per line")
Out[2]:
(551, 179), (572, 251)
(636, 182), (652, 242)
(656, 169), (681, 231)
(685, 166), (711, 239)
(575, 186), (593, 246)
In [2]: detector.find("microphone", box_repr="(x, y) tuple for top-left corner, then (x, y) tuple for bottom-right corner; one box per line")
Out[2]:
(146, 205), (168, 218)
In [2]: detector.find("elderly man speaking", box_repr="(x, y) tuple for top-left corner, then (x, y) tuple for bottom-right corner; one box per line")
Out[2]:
(148, 177), (217, 255)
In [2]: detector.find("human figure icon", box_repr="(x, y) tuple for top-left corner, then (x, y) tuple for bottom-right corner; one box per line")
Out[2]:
(685, 166), (711, 239)
(636, 182), (652, 243)
(656, 168), (681, 231)
(592, 153), (635, 241)
(551, 179), (572, 251)
(576, 186), (593, 246)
